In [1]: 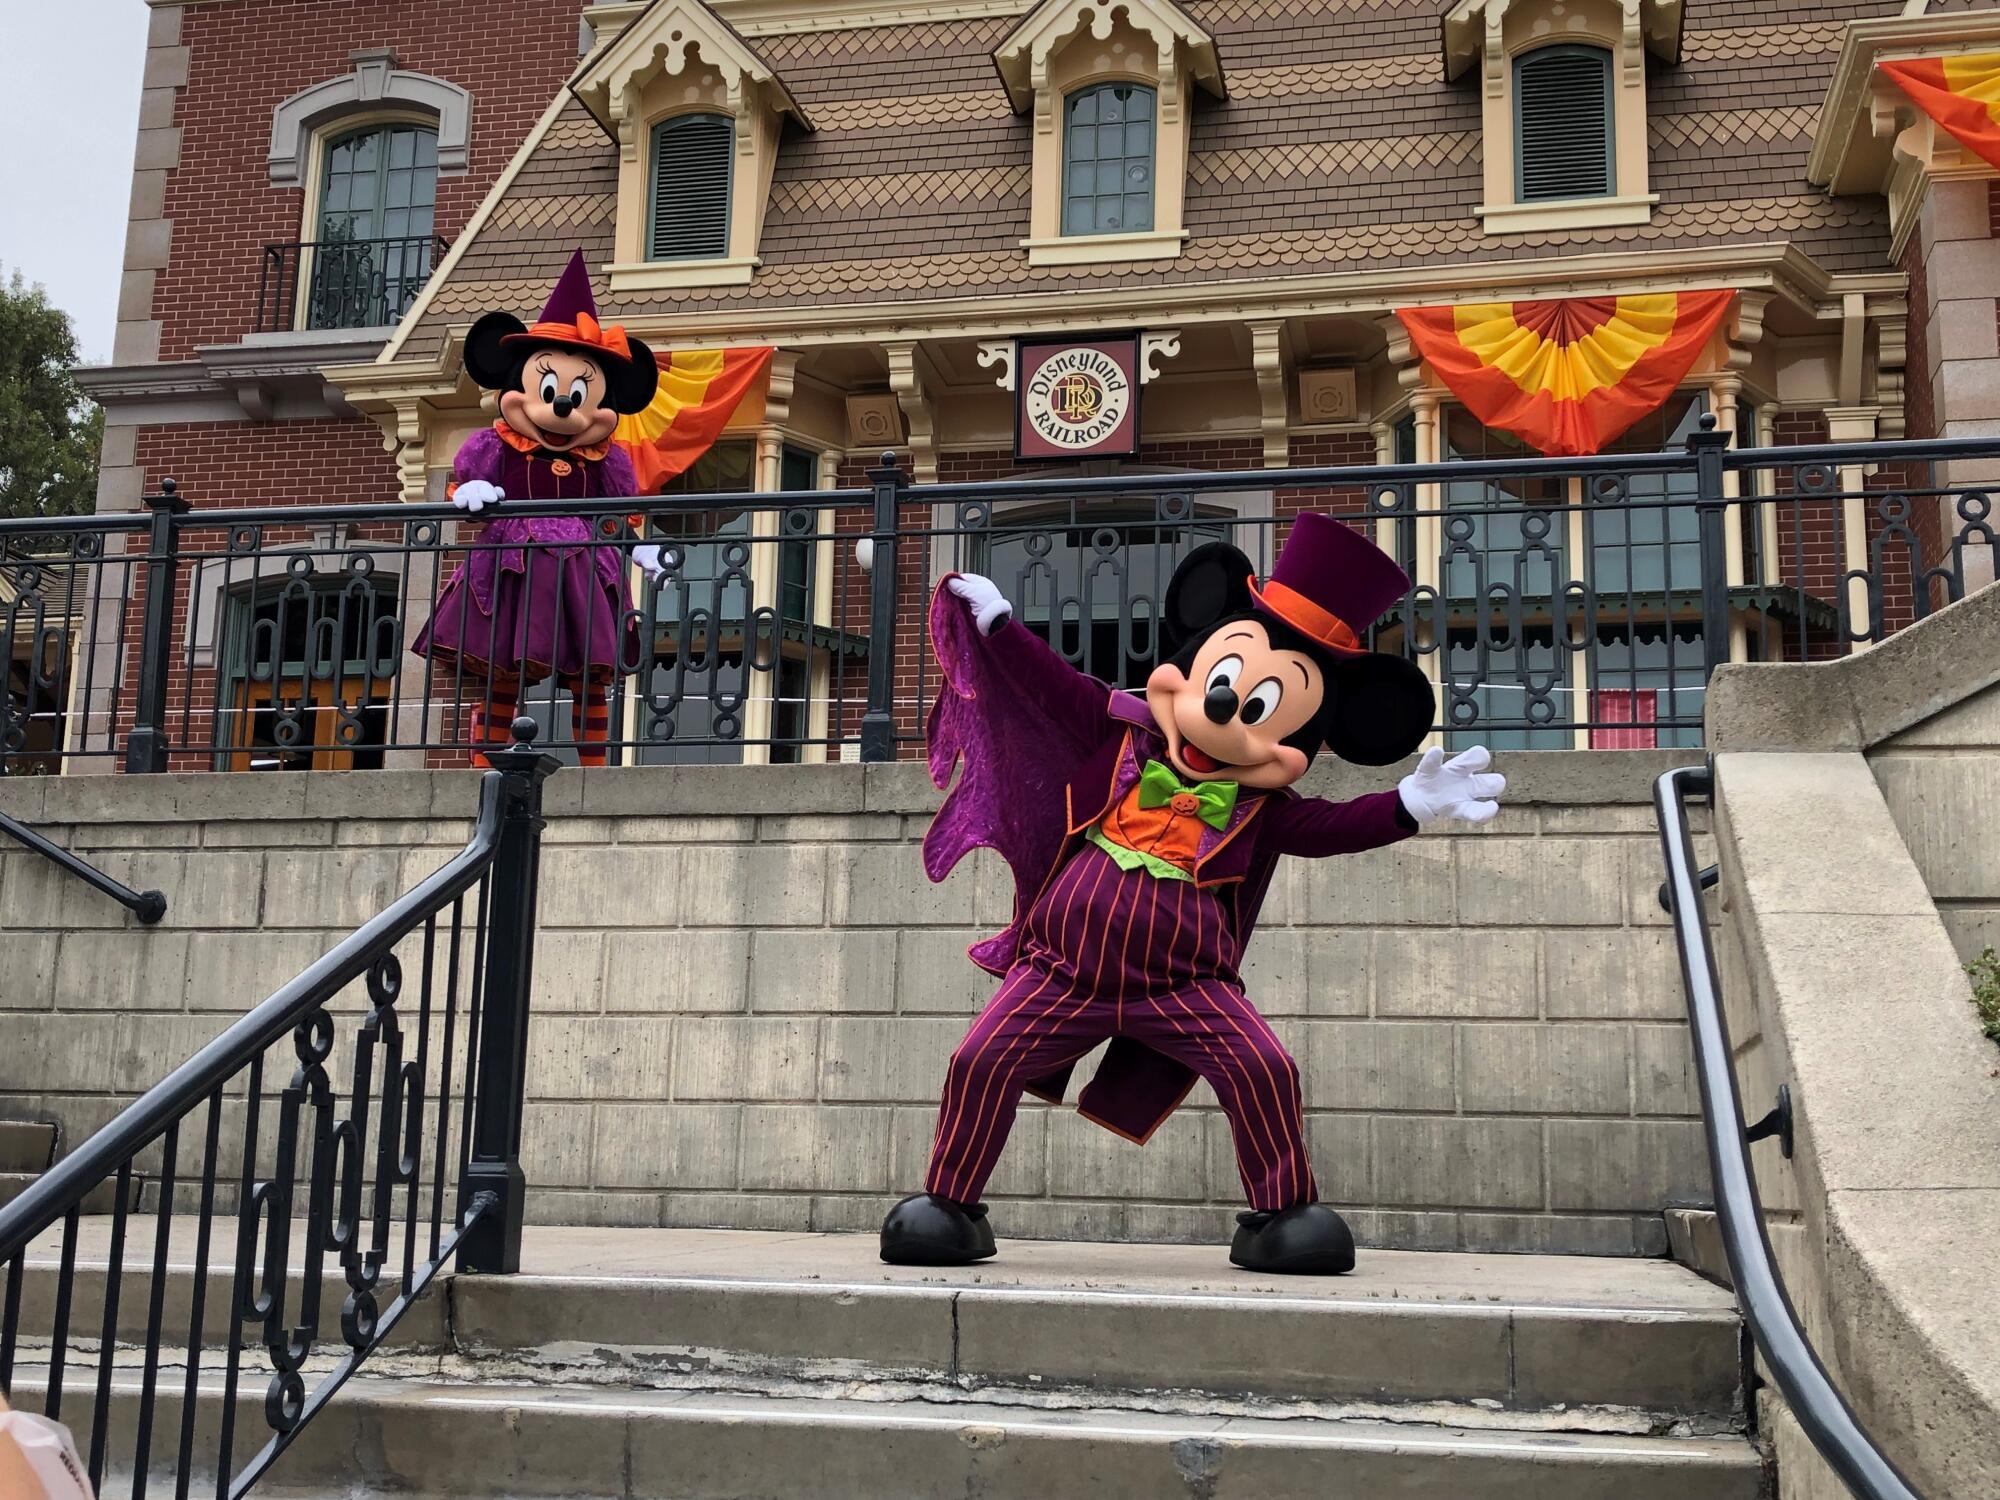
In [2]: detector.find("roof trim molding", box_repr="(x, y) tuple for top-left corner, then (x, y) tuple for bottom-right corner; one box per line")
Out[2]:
(1441, 0), (1682, 89)
(268, 48), (473, 185)
(341, 242), (1899, 405)
(1808, 11), (2000, 193)
(992, 0), (1225, 115)
(570, 0), (812, 162)
(1807, 11), (2000, 264)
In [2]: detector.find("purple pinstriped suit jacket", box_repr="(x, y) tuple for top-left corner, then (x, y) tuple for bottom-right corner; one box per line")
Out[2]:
(922, 582), (1415, 1142)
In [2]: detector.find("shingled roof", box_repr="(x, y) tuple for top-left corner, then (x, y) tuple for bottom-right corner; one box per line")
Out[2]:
(391, 0), (1887, 359)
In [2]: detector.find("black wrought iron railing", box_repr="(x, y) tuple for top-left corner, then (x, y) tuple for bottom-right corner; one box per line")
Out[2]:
(0, 721), (557, 1497)
(1655, 764), (1923, 1500)
(1, 422), (1995, 774)
(0, 809), (166, 923)
(253, 235), (448, 334)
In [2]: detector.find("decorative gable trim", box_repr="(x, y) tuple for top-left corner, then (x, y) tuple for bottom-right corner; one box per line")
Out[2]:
(1442, 0), (1682, 91)
(570, 0), (813, 165)
(993, 0), (1225, 129)
(570, 0), (813, 292)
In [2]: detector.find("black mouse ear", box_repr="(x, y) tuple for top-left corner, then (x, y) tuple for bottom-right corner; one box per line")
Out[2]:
(1161, 542), (1256, 659)
(602, 335), (661, 414)
(1323, 653), (1436, 766)
(464, 312), (528, 391)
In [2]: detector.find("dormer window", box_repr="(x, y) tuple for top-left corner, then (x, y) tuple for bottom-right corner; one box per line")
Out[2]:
(1063, 83), (1156, 236)
(995, 0), (1224, 267)
(1515, 46), (1614, 202)
(649, 112), (732, 261)
(571, 0), (812, 292)
(1444, 0), (1681, 235)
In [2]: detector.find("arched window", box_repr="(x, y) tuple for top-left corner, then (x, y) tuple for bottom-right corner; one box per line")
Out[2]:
(649, 114), (734, 262)
(1514, 45), (1614, 202)
(1062, 83), (1156, 237)
(305, 122), (440, 329)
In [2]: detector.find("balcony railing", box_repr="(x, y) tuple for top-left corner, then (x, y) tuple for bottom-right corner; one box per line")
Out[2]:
(0, 422), (1995, 774)
(253, 234), (448, 335)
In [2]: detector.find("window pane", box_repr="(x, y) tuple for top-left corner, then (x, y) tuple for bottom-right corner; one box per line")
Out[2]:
(1062, 83), (1156, 237)
(311, 124), (441, 329)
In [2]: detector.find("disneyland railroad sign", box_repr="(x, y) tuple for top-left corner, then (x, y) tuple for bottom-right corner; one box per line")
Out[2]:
(1016, 336), (1141, 461)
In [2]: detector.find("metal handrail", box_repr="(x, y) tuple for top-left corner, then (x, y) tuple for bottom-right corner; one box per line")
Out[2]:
(0, 770), (503, 1259)
(1655, 764), (1924, 1500)
(0, 809), (166, 924)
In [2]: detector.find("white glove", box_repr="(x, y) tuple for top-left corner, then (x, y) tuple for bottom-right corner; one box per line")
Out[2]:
(946, 573), (1012, 636)
(631, 544), (681, 580)
(1398, 745), (1506, 825)
(451, 480), (505, 514)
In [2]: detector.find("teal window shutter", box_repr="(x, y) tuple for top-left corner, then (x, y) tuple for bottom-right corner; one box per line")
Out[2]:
(1514, 46), (1615, 202)
(648, 114), (733, 261)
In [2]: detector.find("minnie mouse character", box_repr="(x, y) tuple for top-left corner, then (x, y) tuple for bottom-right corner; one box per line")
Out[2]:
(885, 515), (1504, 1274)
(413, 250), (661, 766)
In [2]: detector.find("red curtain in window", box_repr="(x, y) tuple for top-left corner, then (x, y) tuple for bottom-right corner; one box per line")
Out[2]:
(1589, 688), (1658, 750)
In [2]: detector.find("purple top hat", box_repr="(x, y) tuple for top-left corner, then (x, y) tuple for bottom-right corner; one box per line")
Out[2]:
(1246, 513), (1411, 657)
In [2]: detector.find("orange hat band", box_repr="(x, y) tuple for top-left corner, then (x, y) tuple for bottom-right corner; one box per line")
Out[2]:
(518, 311), (633, 362)
(1246, 576), (1363, 654)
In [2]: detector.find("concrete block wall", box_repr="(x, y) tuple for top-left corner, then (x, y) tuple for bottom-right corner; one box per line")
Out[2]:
(0, 751), (1711, 1255)
(1870, 679), (2000, 967)
(1705, 580), (2000, 1499)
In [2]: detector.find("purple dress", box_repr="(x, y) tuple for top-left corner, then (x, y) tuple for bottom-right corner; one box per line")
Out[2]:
(413, 426), (642, 683)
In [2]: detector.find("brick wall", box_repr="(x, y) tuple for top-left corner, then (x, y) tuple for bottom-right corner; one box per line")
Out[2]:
(0, 753), (1712, 1255)
(158, 0), (589, 364)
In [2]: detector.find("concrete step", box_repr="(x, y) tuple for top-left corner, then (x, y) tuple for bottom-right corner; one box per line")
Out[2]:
(55, 1373), (1762, 1500)
(7, 1223), (1760, 1498)
(0, 1119), (56, 1174)
(0, 1170), (141, 1217)
(10, 1223), (1744, 1423)
(447, 1228), (1747, 1422)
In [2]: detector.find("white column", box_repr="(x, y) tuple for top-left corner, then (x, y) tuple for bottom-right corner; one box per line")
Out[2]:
(1409, 390), (1445, 752)
(1824, 406), (1879, 651)
(738, 430), (785, 764)
(1708, 373), (1749, 664)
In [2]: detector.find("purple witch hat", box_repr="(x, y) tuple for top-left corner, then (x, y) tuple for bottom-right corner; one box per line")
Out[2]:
(486, 249), (658, 411)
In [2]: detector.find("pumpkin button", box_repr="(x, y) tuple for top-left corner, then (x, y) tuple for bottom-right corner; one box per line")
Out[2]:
(1170, 792), (1200, 816)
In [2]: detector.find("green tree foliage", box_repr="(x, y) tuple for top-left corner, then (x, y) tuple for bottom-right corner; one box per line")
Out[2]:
(0, 266), (102, 519)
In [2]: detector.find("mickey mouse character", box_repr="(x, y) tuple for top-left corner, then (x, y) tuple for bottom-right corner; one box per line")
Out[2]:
(885, 515), (1504, 1274)
(413, 250), (661, 766)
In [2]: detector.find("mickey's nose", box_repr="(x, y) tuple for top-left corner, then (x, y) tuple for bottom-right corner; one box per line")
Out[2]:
(1203, 685), (1238, 725)
(551, 396), (578, 419)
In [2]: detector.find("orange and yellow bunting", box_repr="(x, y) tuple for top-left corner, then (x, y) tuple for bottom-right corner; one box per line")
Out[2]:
(1394, 292), (1736, 457)
(1878, 53), (2000, 174)
(615, 347), (774, 493)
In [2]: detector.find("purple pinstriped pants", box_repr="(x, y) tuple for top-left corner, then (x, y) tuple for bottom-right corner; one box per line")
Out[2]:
(924, 842), (1316, 1212)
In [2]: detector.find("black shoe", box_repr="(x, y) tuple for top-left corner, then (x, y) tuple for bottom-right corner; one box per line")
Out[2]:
(879, 1192), (998, 1265)
(1228, 1203), (1355, 1275)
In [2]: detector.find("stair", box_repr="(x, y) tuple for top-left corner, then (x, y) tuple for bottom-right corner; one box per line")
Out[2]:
(6, 1222), (1765, 1498)
(0, 1118), (139, 1216)
(0, 1118), (57, 1211)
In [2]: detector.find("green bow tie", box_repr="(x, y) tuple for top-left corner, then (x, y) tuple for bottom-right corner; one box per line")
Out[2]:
(1138, 760), (1239, 829)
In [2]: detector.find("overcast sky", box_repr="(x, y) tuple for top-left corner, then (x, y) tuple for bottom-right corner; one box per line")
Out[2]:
(0, 1), (150, 363)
